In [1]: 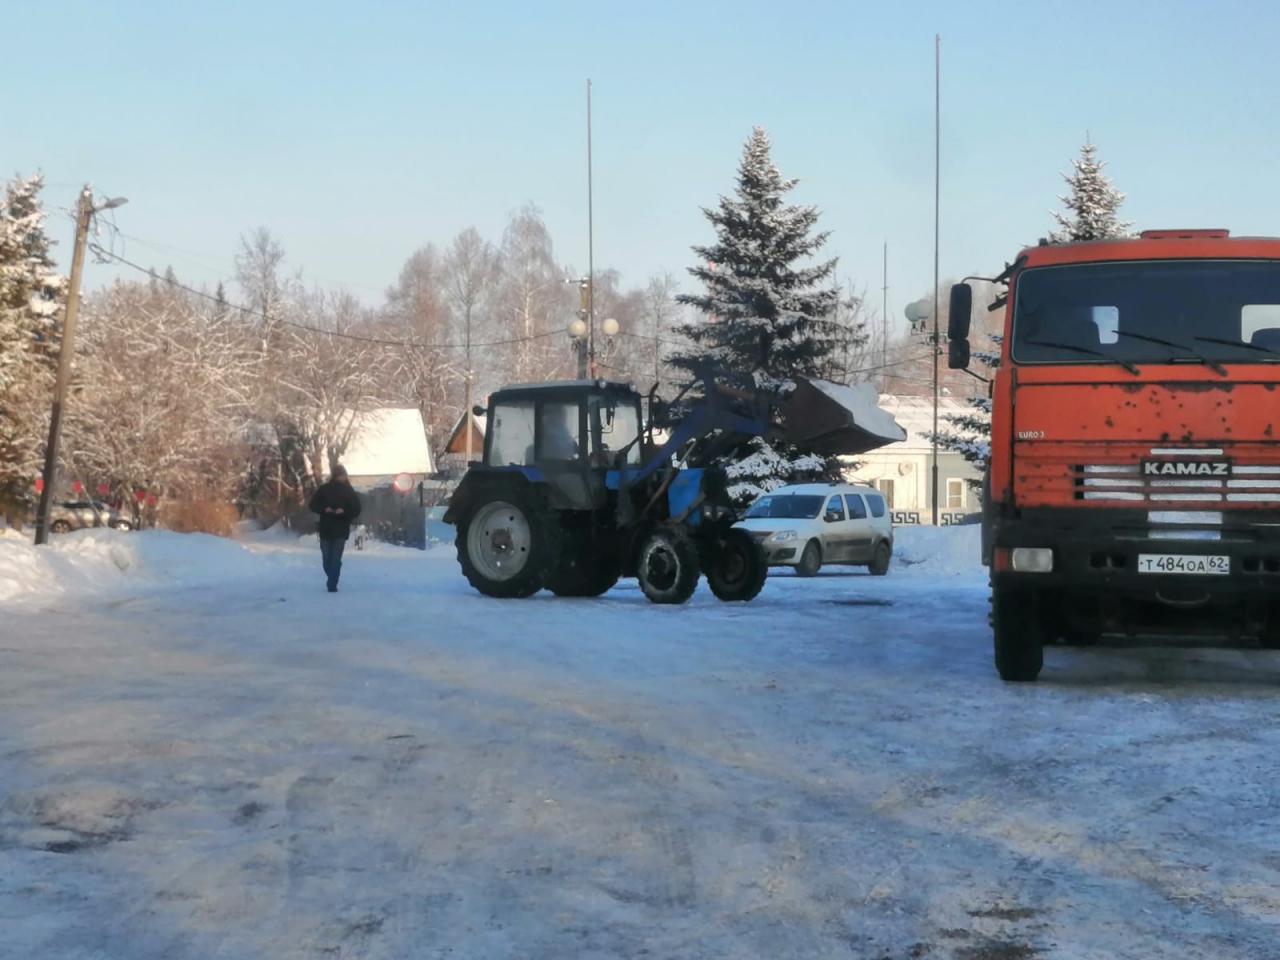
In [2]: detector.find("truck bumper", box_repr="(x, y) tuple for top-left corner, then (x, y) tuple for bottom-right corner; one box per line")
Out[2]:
(991, 507), (1280, 634)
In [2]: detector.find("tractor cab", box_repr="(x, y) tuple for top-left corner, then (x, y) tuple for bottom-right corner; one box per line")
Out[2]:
(481, 380), (644, 511)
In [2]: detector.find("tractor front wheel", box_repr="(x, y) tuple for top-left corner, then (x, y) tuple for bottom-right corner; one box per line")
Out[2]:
(636, 527), (701, 604)
(706, 529), (768, 602)
(456, 490), (560, 598)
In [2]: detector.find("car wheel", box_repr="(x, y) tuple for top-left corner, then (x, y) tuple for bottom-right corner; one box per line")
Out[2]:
(867, 541), (891, 576)
(50, 519), (72, 534)
(795, 540), (821, 577)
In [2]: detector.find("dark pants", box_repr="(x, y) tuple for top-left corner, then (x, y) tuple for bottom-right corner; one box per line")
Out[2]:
(320, 537), (346, 590)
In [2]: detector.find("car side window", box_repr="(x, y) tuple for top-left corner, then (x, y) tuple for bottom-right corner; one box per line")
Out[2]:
(866, 493), (887, 518)
(844, 494), (868, 519)
(824, 495), (845, 522)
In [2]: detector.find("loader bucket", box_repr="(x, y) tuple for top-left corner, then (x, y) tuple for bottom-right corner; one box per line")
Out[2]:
(780, 379), (907, 456)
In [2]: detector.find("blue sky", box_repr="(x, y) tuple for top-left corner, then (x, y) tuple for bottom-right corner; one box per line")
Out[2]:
(8, 0), (1280, 331)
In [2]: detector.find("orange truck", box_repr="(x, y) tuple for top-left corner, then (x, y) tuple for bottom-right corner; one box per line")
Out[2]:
(948, 230), (1280, 681)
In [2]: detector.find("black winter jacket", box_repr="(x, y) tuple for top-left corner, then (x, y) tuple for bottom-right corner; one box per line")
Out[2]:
(309, 481), (362, 540)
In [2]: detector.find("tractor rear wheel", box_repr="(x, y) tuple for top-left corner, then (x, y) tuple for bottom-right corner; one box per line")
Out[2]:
(636, 526), (701, 604)
(707, 529), (768, 602)
(456, 489), (560, 598)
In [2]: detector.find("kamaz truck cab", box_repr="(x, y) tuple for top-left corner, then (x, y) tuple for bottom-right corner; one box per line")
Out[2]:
(950, 230), (1280, 680)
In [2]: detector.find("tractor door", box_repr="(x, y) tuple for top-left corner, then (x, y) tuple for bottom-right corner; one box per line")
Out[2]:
(535, 397), (597, 510)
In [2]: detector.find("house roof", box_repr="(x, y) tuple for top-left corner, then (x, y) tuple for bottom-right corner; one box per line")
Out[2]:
(341, 408), (433, 477)
(443, 410), (486, 455)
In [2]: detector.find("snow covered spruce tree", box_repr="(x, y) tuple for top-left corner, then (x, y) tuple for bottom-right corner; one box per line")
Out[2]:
(672, 127), (843, 502)
(1048, 138), (1132, 243)
(0, 174), (65, 525)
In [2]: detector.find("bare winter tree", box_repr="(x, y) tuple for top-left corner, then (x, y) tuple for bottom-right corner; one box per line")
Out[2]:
(383, 244), (464, 456)
(444, 228), (500, 461)
(68, 279), (258, 503)
(272, 289), (395, 486)
(495, 204), (571, 384)
(234, 228), (286, 330)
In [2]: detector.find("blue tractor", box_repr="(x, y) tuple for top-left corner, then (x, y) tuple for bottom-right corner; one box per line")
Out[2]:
(444, 371), (897, 604)
(443, 371), (778, 603)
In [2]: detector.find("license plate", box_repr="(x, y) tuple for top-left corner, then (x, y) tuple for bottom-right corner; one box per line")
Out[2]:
(1137, 554), (1230, 575)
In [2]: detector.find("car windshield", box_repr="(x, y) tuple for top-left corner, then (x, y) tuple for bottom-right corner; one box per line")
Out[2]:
(745, 493), (825, 520)
(1012, 260), (1280, 366)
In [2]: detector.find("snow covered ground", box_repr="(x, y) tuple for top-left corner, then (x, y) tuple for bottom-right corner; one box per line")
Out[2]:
(2, 526), (1279, 959)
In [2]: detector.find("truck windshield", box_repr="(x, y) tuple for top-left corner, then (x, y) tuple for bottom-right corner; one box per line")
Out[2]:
(1012, 260), (1280, 366)
(745, 494), (825, 520)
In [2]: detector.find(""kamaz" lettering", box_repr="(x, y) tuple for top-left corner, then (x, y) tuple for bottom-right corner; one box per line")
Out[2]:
(1142, 461), (1231, 477)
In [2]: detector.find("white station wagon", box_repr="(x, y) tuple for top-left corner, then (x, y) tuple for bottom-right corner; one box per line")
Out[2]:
(736, 483), (893, 577)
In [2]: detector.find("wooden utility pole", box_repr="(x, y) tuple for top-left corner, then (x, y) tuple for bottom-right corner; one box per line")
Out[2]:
(34, 187), (93, 545)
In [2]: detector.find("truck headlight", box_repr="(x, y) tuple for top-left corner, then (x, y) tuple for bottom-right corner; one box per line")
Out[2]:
(770, 530), (798, 542)
(1010, 547), (1054, 573)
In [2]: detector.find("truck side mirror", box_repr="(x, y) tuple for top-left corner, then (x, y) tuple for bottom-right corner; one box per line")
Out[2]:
(948, 282), (973, 369)
(948, 283), (972, 340)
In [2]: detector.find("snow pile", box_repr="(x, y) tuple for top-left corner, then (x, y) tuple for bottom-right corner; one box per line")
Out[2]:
(892, 523), (982, 577)
(0, 529), (275, 605)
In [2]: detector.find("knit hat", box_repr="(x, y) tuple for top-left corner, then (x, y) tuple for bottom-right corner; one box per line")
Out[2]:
(332, 464), (348, 480)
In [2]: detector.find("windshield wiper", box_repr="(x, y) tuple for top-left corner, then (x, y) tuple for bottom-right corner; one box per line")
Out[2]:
(1193, 335), (1280, 358)
(1112, 330), (1227, 375)
(1024, 339), (1140, 375)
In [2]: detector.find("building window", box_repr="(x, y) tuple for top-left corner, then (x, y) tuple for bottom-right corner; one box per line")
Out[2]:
(876, 478), (896, 509)
(946, 478), (966, 510)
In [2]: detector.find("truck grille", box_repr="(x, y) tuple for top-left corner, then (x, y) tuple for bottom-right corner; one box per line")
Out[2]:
(1074, 462), (1280, 504)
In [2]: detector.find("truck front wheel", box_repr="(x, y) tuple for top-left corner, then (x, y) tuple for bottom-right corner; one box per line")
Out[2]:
(991, 581), (1044, 682)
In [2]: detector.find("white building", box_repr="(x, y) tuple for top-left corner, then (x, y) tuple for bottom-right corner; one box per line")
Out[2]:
(842, 395), (983, 523)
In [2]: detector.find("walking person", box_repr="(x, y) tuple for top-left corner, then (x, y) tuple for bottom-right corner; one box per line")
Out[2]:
(308, 465), (362, 592)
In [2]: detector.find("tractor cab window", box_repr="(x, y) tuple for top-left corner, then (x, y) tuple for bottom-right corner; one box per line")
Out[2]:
(590, 395), (641, 467)
(487, 400), (536, 466)
(538, 400), (583, 461)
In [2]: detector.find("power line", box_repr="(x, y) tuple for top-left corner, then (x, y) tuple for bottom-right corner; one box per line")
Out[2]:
(89, 243), (568, 351)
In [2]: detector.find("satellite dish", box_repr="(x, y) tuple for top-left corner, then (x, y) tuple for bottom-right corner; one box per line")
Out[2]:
(392, 472), (414, 494)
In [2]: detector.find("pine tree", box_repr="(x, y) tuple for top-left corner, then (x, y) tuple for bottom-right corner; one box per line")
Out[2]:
(1048, 138), (1132, 242)
(672, 127), (843, 502)
(0, 173), (65, 522)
